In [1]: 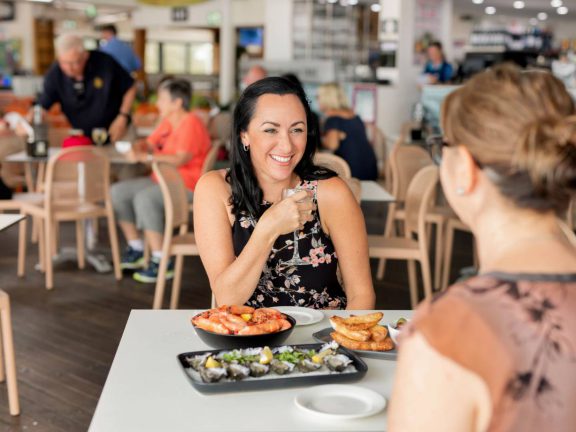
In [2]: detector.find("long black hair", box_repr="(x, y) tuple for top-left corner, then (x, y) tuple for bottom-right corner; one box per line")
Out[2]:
(226, 77), (336, 217)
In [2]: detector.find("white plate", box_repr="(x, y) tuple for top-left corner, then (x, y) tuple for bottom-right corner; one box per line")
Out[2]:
(294, 384), (386, 420)
(273, 306), (324, 326)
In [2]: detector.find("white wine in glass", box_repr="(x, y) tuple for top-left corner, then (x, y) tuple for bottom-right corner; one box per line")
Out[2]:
(91, 128), (108, 146)
(281, 188), (312, 267)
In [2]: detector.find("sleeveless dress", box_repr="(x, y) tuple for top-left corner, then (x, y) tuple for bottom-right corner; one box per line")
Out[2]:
(232, 179), (347, 309)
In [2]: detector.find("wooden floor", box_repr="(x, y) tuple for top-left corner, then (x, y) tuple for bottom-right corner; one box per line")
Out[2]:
(0, 202), (474, 431)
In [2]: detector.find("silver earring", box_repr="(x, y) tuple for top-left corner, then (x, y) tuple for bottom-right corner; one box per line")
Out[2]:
(242, 143), (249, 152)
(456, 187), (465, 196)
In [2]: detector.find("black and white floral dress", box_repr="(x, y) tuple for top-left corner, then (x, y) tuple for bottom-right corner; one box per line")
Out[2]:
(232, 180), (347, 309)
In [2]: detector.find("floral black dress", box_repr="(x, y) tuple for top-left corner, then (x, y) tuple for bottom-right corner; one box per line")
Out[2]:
(232, 180), (347, 309)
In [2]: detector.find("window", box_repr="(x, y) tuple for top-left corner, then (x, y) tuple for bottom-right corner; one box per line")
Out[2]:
(145, 41), (160, 74)
(188, 43), (213, 75)
(162, 43), (187, 74)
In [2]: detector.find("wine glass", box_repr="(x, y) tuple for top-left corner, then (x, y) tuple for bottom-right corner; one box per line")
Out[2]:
(281, 188), (312, 267)
(91, 128), (108, 147)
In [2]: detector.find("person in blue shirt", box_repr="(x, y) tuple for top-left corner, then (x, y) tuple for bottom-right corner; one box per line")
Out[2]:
(423, 41), (453, 84)
(99, 24), (141, 76)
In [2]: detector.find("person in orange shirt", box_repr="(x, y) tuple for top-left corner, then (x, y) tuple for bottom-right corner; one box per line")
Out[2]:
(111, 79), (210, 283)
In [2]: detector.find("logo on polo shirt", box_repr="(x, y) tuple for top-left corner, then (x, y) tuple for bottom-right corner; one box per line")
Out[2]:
(94, 77), (104, 89)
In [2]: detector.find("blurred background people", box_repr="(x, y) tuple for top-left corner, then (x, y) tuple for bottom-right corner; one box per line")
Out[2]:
(389, 65), (576, 432)
(111, 79), (211, 283)
(38, 33), (136, 142)
(99, 24), (142, 76)
(422, 41), (453, 84)
(317, 82), (378, 180)
(242, 64), (267, 90)
(282, 72), (321, 150)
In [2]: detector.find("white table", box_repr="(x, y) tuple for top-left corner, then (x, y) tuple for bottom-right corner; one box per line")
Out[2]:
(0, 214), (24, 232)
(89, 309), (411, 432)
(360, 181), (395, 203)
(4, 147), (134, 165)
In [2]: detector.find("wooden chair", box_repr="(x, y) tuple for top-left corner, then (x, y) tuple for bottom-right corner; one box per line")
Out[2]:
(368, 165), (439, 308)
(152, 162), (198, 309)
(313, 152), (361, 202)
(440, 217), (477, 291)
(0, 290), (19, 415)
(208, 111), (232, 148)
(19, 147), (122, 289)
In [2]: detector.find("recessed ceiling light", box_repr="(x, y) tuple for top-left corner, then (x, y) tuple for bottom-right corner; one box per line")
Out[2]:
(529, 18), (539, 25)
(485, 6), (496, 14)
(348, 0), (358, 4)
(551, 0), (563, 7)
(472, 0), (484, 4)
(557, 6), (568, 14)
(513, 1), (525, 9)
(537, 12), (548, 20)
(370, 3), (381, 12)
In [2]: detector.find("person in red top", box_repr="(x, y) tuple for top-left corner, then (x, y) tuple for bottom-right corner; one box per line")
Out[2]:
(111, 79), (210, 283)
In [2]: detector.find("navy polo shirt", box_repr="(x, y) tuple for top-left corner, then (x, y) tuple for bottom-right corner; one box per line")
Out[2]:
(39, 51), (134, 137)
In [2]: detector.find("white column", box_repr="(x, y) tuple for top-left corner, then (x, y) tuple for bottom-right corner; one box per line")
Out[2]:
(219, 0), (235, 105)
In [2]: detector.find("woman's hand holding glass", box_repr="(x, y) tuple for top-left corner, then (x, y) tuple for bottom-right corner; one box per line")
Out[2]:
(258, 189), (315, 238)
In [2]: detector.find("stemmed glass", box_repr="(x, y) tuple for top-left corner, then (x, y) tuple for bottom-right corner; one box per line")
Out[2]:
(91, 128), (108, 147)
(282, 188), (312, 267)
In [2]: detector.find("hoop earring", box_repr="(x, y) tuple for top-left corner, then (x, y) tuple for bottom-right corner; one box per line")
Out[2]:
(242, 143), (249, 152)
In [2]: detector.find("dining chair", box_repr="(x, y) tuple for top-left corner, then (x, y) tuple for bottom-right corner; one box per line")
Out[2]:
(368, 165), (439, 308)
(19, 147), (122, 289)
(152, 162), (199, 309)
(313, 153), (361, 203)
(440, 216), (477, 291)
(0, 289), (19, 416)
(208, 111), (232, 148)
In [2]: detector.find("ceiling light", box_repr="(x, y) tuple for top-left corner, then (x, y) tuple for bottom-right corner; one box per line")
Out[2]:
(348, 0), (358, 4)
(472, 0), (484, 4)
(370, 3), (381, 12)
(513, 1), (525, 9)
(26, 0), (53, 3)
(551, 0), (563, 7)
(537, 12), (548, 20)
(485, 6), (496, 14)
(529, 18), (538, 25)
(327, 0), (338, 3)
(557, 6), (568, 14)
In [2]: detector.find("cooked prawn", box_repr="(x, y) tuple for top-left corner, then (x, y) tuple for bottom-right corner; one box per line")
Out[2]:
(192, 316), (232, 335)
(238, 319), (282, 335)
(252, 308), (283, 323)
(218, 312), (248, 332)
(228, 305), (255, 315)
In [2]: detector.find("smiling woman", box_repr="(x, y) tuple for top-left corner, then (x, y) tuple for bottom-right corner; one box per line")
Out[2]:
(193, 77), (375, 310)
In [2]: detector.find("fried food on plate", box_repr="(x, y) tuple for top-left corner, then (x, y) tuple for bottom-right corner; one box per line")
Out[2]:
(369, 325), (389, 342)
(341, 312), (384, 330)
(329, 316), (371, 342)
(331, 331), (395, 352)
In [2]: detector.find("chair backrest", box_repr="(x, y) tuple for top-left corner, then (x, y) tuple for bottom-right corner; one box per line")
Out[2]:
(314, 153), (352, 179)
(365, 123), (387, 179)
(404, 165), (439, 238)
(208, 111), (232, 146)
(44, 146), (110, 207)
(201, 142), (222, 175)
(390, 144), (433, 203)
(152, 162), (190, 233)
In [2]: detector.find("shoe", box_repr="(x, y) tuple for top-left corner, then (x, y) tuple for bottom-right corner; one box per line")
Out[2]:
(120, 246), (145, 270)
(133, 258), (174, 284)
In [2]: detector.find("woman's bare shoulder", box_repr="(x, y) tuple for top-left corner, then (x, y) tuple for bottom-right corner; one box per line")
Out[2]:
(317, 176), (355, 203)
(196, 169), (230, 195)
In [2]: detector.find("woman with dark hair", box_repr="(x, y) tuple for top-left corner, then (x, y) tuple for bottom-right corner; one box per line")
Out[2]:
(422, 41), (453, 84)
(389, 65), (576, 431)
(194, 77), (375, 309)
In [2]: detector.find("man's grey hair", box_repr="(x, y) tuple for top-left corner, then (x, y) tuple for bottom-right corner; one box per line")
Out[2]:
(55, 34), (85, 56)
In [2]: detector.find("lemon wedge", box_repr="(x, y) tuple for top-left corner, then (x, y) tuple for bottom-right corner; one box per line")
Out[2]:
(312, 349), (333, 364)
(205, 356), (221, 368)
(259, 346), (273, 365)
(241, 313), (252, 322)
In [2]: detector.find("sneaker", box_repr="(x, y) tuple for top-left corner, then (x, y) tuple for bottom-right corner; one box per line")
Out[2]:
(133, 258), (174, 284)
(120, 246), (145, 270)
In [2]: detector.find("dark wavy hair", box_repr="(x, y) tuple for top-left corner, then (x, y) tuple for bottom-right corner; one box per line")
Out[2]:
(226, 77), (336, 217)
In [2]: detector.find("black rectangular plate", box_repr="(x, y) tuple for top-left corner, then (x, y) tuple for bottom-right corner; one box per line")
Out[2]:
(312, 327), (398, 360)
(177, 343), (368, 394)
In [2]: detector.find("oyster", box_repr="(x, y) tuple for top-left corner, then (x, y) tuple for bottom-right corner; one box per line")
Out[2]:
(227, 363), (250, 380)
(188, 353), (210, 371)
(324, 354), (353, 372)
(297, 358), (322, 373)
(249, 362), (270, 378)
(199, 367), (227, 383)
(270, 359), (295, 375)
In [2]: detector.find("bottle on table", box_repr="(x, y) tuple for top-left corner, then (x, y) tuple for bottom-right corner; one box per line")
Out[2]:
(27, 102), (48, 158)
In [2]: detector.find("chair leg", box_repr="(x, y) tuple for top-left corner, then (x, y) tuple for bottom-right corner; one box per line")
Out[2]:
(441, 224), (455, 291)
(76, 220), (85, 270)
(45, 219), (54, 290)
(152, 254), (170, 309)
(143, 239), (150, 266)
(0, 292), (20, 415)
(420, 257), (433, 301)
(31, 216), (38, 244)
(434, 221), (444, 291)
(106, 213), (122, 281)
(376, 258), (386, 280)
(51, 221), (59, 257)
(17, 218), (27, 277)
(0, 315), (4, 382)
(407, 260), (418, 309)
(170, 255), (185, 309)
(38, 219), (45, 273)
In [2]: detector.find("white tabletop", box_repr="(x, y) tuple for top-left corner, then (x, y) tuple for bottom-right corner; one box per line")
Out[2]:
(89, 309), (411, 432)
(4, 147), (134, 165)
(360, 181), (395, 203)
(0, 214), (24, 232)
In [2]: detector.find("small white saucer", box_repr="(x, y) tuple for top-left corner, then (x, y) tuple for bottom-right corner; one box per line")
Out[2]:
(294, 384), (386, 420)
(273, 306), (324, 326)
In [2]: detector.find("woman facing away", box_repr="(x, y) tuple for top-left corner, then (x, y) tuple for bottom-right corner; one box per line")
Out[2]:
(317, 83), (378, 181)
(111, 79), (211, 283)
(389, 65), (576, 431)
(193, 77), (375, 309)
